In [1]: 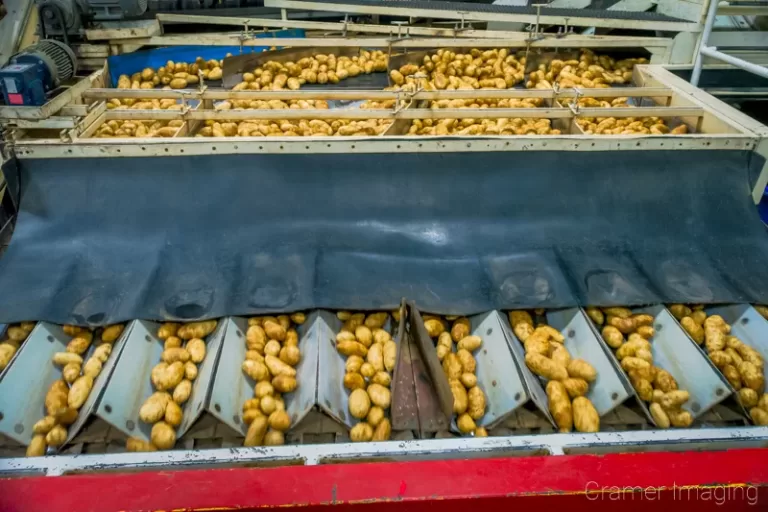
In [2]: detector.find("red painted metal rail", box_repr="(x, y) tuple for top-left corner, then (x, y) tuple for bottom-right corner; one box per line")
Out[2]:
(1, 448), (766, 512)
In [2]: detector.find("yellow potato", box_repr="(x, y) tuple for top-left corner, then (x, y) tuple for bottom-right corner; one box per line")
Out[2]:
(668, 409), (693, 428)
(63, 325), (87, 336)
(546, 380), (573, 432)
(173, 379), (192, 404)
(586, 307), (604, 325)
(467, 386), (486, 420)
(184, 361), (198, 380)
(268, 409), (291, 431)
(0, 343), (16, 370)
(372, 371), (391, 387)
(45, 424), (67, 447)
(373, 418), (392, 441)
(162, 347), (191, 364)
(526, 352), (568, 381)
(524, 335), (550, 357)
(264, 320), (287, 341)
(68, 375), (93, 409)
(101, 324), (124, 343)
(290, 312), (306, 325)
(53, 352), (83, 366)
(139, 392), (171, 423)
(654, 369), (678, 393)
(758, 393), (768, 411)
(451, 318), (471, 343)
(272, 374), (298, 393)
(337, 331), (356, 343)
(660, 390), (690, 409)
(247, 325), (267, 349)
(165, 400), (183, 427)
(350, 422), (374, 442)
(151, 421), (176, 450)
(750, 407), (768, 426)
(264, 340), (281, 357)
(603, 307), (632, 319)
(66, 335), (92, 355)
(345, 355), (364, 373)
(83, 357), (103, 379)
(364, 312), (388, 329)
(450, 379), (468, 414)
(337, 341), (368, 358)
(424, 318), (445, 338)
(355, 326), (373, 347)
(442, 353), (463, 380)
(33, 416), (57, 435)
(264, 429), (285, 446)
(551, 344), (571, 369)
(635, 349), (653, 364)
(572, 396), (599, 433)
(631, 376), (653, 402)
(457, 413), (477, 434)
(738, 361), (764, 392)
(636, 326), (655, 339)
(562, 378), (589, 398)
(738, 388), (759, 408)
(681, 317), (704, 344)
(285, 329), (299, 347)
(45, 382), (69, 416)
(514, 322), (535, 342)
(27, 435), (47, 457)
(367, 343), (384, 372)
(243, 408), (262, 425)
(349, 388), (371, 419)
(457, 335), (483, 352)
(367, 406), (385, 427)
(265, 354), (297, 377)
(158, 323), (179, 339)
(62, 362), (81, 384)
(177, 320), (217, 340)
(344, 372), (366, 391)
(245, 415), (268, 446)
(650, 402), (670, 428)
(460, 372), (478, 388)
(279, 345), (301, 366)
(186, 338), (206, 363)
(456, 348), (476, 374)
(367, 383), (391, 409)
(601, 326), (624, 349)
(372, 329), (391, 344)
(92, 343), (112, 363)
(620, 357), (650, 373)
(54, 407), (77, 426)
(668, 304), (692, 320)
(255, 381), (275, 398)
(277, 315), (291, 331)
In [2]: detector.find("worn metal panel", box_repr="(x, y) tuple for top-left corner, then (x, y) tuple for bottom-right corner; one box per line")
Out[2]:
(546, 308), (633, 417)
(209, 313), (318, 435)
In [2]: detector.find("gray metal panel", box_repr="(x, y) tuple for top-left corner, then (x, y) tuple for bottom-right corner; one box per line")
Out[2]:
(497, 313), (555, 427)
(467, 311), (527, 428)
(635, 305), (732, 419)
(546, 308), (633, 417)
(0, 322), (67, 445)
(316, 310), (351, 428)
(209, 313), (319, 435)
(96, 319), (226, 442)
(62, 321), (134, 447)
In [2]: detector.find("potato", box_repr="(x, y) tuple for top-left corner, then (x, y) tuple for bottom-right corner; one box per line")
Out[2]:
(372, 418), (392, 441)
(54, 407), (78, 426)
(424, 318), (445, 338)
(354, 326), (373, 347)
(586, 307), (604, 325)
(758, 393), (768, 411)
(279, 345), (301, 366)
(63, 325), (86, 336)
(345, 355), (364, 374)
(45, 424), (67, 447)
(83, 357), (103, 379)
(101, 324), (124, 343)
(350, 422), (374, 442)
(457, 413), (477, 434)
(601, 326), (624, 348)
(572, 397), (599, 433)
(245, 350), (264, 362)
(243, 408), (262, 425)
(562, 378), (589, 398)
(268, 409), (291, 431)
(177, 320), (217, 340)
(460, 373), (478, 388)
(367, 406), (385, 427)
(126, 437), (157, 452)
(668, 304), (692, 320)
(738, 388), (759, 408)
(140, 392), (170, 423)
(725, 348), (743, 367)
(158, 322), (180, 339)
(467, 386), (486, 420)
(372, 329), (391, 344)
(26, 435), (47, 457)
(680, 317), (704, 344)
(660, 390), (690, 409)
(526, 352), (568, 381)
(186, 338), (206, 363)
(173, 379), (193, 404)
(68, 375), (93, 409)
(372, 371), (391, 387)
(349, 388), (371, 419)
(603, 307), (632, 319)
(457, 335), (483, 352)
(450, 379), (469, 414)
(364, 312), (388, 329)
(738, 361), (764, 392)
(45, 383), (68, 416)
(62, 362), (81, 384)
(654, 369), (678, 393)
(263, 320), (287, 342)
(442, 353), (463, 380)
(264, 429), (285, 446)
(650, 402), (670, 428)
(457, 348), (477, 374)
(290, 312), (306, 325)
(184, 361), (198, 381)
(344, 372), (366, 391)
(631, 376), (654, 402)
(514, 322), (535, 342)
(367, 343), (384, 372)
(668, 409), (693, 428)
(265, 354), (297, 377)
(636, 325), (655, 339)
(244, 415), (269, 446)
(162, 347), (191, 364)
(255, 381), (275, 398)
(546, 380), (573, 432)
(607, 316), (634, 334)
(285, 329), (299, 347)
(165, 400), (183, 427)
(551, 344), (571, 368)
(0, 343), (16, 370)
(451, 318), (471, 343)
(620, 357), (650, 373)
(750, 407), (768, 426)
(564, 359), (596, 382)
(337, 331), (356, 343)
(277, 315), (291, 331)
(271, 374), (297, 393)
(247, 325), (267, 349)
(524, 335), (550, 357)
(53, 352), (83, 366)
(367, 383), (391, 409)
(242, 360), (269, 381)
(33, 416), (57, 435)
(151, 421), (176, 450)
(337, 341), (368, 358)
(66, 335), (92, 355)
(92, 344), (112, 363)
(264, 340), (281, 357)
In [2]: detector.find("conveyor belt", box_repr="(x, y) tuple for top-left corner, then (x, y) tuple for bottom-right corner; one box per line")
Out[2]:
(0, 149), (767, 324)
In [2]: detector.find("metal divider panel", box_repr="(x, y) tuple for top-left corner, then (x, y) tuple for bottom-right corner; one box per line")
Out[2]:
(209, 313), (319, 435)
(408, 305), (453, 422)
(467, 311), (527, 429)
(635, 305), (732, 420)
(581, 308), (655, 426)
(177, 319), (227, 436)
(62, 321), (135, 447)
(96, 319), (226, 442)
(0, 323), (68, 445)
(497, 313), (554, 427)
(546, 309), (633, 417)
(316, 310), (354, 429)
(0, 323), (31, 381)
(390, 329), (420, 432)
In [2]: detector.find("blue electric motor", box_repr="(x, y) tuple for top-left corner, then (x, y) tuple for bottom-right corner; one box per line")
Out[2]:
(0, 39), (76, 106)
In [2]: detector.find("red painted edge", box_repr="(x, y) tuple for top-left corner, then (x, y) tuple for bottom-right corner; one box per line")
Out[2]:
(0, 448), (767, 512)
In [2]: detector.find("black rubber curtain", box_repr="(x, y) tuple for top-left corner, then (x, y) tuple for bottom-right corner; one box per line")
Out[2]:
(0, 148), (766, 324)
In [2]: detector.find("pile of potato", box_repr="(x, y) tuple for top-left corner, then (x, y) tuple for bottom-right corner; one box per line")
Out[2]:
(92, 119), (183, 138)
(232, 50), (388, 91)
(116, 56), (225, 91)
(126, 320), (217, 452)
(240, 313), (305, 447)
(106, 98), (184, 111)
(526, 50), (647, 90)
(509, 311), (599, 433)
(0, 322), (35, 371)
(27, 324), (124, 457)
(573, 97), (687, 135)
(670, 304), (767, 426)
(335, 311), (396, 442)
(390, 48), (525, 91)
(426, 315), (487, 436)
(587, 306), (693, 428)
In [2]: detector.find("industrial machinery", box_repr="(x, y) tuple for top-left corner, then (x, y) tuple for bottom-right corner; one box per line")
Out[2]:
(0, 39), (76, 105)
(2, 3), (768, 511)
